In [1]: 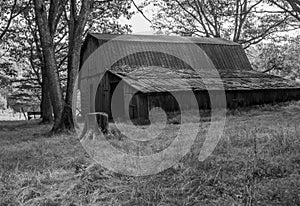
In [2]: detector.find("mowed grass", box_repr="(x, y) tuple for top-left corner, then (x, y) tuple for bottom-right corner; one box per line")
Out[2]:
(0, 102), (300, 205)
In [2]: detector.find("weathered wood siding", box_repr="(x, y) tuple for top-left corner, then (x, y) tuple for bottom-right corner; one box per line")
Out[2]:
(79, 34), (300, 121)
(127, 93), (149, 120)
(79, 37), (100, 117)
(146, 89), (300, 114)
(95, 72), (124, 119)
(226, 89), (300, 108)
(94, 73), (300, 122)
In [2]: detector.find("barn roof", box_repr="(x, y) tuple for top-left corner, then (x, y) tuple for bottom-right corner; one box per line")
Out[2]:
(88, 33), (239, 46)
(80, 33), (253, 72)
(108, 66), (300, 92)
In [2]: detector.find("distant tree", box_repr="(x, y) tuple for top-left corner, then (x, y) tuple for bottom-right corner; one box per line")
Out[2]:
(0, 55), (17, 96)
(0, 0), (30, 41)
(0, 94), (7, 110)
(0, 53), (38, 113)
(269, 0), (300, 21)
(8, 81), (40, 114)
(1, 5), (54, 123)
(149, 0), (298, 48)
(250, 35), (300, 80)
(23, 9), (54, 123)
(0, 61), (15, 90)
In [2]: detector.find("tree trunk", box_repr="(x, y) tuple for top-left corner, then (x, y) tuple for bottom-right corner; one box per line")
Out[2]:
(40, 66), (53, 124)
(56, 0), (92, 132)
(56, 37), (82, 132)
(33, 0), (92, 133)
(33, 0), (64, 131)
(40, 43), (63, 131)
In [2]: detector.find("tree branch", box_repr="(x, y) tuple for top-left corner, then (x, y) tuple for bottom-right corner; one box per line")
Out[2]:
(131, 0), (152, 23)
(0, 0), (18, 40)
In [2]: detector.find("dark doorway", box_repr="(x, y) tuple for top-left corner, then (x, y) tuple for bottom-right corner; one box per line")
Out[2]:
(109, 82), (124, 120)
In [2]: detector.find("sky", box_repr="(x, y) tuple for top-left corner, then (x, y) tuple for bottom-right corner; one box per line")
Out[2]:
(119, 1), (154, 34)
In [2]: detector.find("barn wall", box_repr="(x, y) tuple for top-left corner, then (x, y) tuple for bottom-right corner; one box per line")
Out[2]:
(95, 78), (300, 122)
(125, 87), (149, 121)
(124, 83), (137, 120)
(135, 93), (149, 120)
(93, 72), (149, 121)
(133, 89), (300, 121)
(79, 35), (300, 121)
(80, 36), (99, 69)
(79, 37), (101, 117)
(78, 35), (252, 119)
(95, 72), (109, 116)
(95, 72), (124, 119)
(226, 89), (300, 108)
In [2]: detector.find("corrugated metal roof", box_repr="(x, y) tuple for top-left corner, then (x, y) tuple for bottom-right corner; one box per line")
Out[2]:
(89, 33), (239, 46)
(108, 66), (300, 92)
(80, 33), (253, 74)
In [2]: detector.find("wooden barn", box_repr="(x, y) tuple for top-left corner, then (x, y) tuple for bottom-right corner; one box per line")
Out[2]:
(79, 33), (300, 121)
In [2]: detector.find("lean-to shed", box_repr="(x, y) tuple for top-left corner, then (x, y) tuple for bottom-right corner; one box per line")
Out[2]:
(79, 33), (300, 121)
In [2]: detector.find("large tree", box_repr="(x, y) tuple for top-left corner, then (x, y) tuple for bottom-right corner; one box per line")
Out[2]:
(1, 3), (55, 122)
(33, 0), (132, 133)
(149, 0), (299, 48)
(250, 35), (300, 80)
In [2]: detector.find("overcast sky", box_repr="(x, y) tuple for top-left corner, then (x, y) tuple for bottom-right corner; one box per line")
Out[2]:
(120, 1), (300, 36)
(119, 1), (154, 34)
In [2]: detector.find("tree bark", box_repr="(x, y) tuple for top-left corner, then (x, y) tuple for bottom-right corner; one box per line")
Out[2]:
(40, 65), (53, 124)
(33, 0), (64, 131)
(57, 0), (92, 132)
(33, 0), (92, 133)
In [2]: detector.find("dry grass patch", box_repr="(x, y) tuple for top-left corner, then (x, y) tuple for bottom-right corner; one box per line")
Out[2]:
(1, 102), (300, 205)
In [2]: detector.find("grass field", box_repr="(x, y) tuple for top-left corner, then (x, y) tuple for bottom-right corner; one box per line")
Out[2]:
(0, 102), (300, 205)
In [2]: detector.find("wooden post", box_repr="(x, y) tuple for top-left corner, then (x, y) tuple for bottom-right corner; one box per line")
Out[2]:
(21, 108), (27, 120)
(96, 113), (109, 134)
(86, 112), (109, 134)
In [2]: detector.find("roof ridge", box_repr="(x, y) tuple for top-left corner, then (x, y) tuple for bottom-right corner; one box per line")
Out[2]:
(88, 33), (240, 46)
